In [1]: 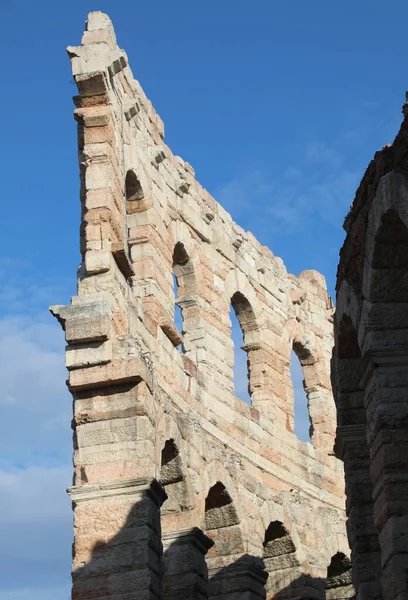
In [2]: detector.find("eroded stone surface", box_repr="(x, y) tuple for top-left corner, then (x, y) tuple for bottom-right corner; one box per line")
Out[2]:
(53, 12), (352, 600)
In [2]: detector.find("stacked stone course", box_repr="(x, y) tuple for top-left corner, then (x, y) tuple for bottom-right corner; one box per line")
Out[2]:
(53, 12), (352, 599)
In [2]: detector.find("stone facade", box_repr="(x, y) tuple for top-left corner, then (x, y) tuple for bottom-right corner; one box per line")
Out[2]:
(333, 98), (408, 599)
(52, 12), (352, 599)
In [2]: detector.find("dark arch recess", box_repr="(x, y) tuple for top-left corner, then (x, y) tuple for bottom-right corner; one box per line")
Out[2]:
(125, 170), (144, 202)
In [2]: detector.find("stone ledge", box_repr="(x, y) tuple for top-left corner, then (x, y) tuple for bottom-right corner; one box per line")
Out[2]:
(68, 476), (166, 505)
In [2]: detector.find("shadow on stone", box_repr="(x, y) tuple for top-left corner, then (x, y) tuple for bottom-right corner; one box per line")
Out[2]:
(70, 481), (354, 600)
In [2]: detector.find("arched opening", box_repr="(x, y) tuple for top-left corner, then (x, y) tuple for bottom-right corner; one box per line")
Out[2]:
(204, 482), (243, 565)
(336, 314), (360, 360)
(125, 170), (144, 202)
(173, 274), (183, 333)
(230, 292), (257, 405)
(160, 439), (190, 514)
(369, 209), (408, 302)
(291, 337), (336, 451)
(172, 243), (188, 338)
(264, 520), (288, 545)
(263, 521), (301, 598)
(333, 313), (381, 597)
(230, 302), (250, 404)
(291, 347), (311, 443)
(325, 552), (354, 599)
(205, 482), (238, 529)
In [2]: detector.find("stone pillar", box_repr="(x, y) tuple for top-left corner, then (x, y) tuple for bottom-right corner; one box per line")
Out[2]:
(162, 527), (214, 600)
(363, 355), (408, 600)
(208, 554), (268, 600)
(334, 349), (382, 600)
(336, 421), (382, 600)
(69, 477), (166, 600)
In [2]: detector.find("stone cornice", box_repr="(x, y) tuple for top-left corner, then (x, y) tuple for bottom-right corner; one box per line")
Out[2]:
(359, 347), (408, 388)
(335, 424), (367, 459)
(68, 477), (167, 505)
(162, 527), (214, 553)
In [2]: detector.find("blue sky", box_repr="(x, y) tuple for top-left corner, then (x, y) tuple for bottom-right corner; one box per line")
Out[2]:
(0, 0), (407, 597)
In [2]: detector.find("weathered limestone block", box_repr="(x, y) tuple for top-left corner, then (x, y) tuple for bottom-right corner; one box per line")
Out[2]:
(50, 299), (112, 344)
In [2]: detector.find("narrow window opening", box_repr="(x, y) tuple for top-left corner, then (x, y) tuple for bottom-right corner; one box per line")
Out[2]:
(173, 274), (183, 333)
(326, 552), (353, 596)
(125, 170), (144, 202)
(172, 242), (190, 351)
(291, 349), (312, 443)
(160, 439), (190, 513)
(205, 482), (233, 511)
(327, 552), (350, 579)
(264, 521), (288, 546)
(230, 292), (255, 405)
(230, 304), (250, 404)
(161, 439), (184, 486)
(205, 482), (239, 530)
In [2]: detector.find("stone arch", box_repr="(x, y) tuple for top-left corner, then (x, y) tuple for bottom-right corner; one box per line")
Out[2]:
(357, 183), (408, 596)
(169, 221), (203, 359)
(125, 167), (153, 218)
(365, 208), (408, 304)
(325, 552), (354, 599)
(224, 269), (261, 319)
(263, 520), (301, 598)
(336, 280), (361, 339)
(172, 241), (198, 353)
(173, 241), (196, 302)
(332, 313), (382, 597)
(170, 220), (196, 260)
(230, 291), (259, 403)
(226, 284), (266, 407)
(205, 482), (239, 529)
(160, 438), (193, 517)
(291, 336), (335, 451)
(362, 170), (408, 303)
(160, 437), (212, 600)
(204, 481), (244, 559)
(125, 169), (144, 202)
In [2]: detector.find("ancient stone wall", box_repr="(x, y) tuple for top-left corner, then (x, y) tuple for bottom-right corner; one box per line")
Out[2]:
(52, 12), (352, 600)
(333, 97), (408, 599)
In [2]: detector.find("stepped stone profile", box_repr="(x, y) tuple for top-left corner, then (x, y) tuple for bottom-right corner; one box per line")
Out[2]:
(333, 97), (408, 600)
(51, 12), (353, 600)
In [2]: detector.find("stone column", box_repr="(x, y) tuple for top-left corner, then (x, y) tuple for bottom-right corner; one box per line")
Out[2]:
(337, 421), (382, 600)
(333, 348), (382, 600)
(69, 477), (166, 600)
(162, 527), (214, 600)
(208, 554), (268, 600)
(363, 354), (408, 600)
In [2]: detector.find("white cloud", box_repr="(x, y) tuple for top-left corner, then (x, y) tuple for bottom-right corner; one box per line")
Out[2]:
(0, 466), (71, 524)
(0, 314), (71, 469)
(0, 272), (72, 598)
(0, 466), (72, 598)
